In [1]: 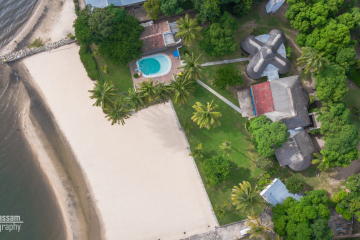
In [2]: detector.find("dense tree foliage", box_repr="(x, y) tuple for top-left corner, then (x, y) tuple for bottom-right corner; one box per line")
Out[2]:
(272, 190), (333, 240)
(214, 65), (244, 89)
(332, 174), (360, 221)
(233, 0), (253, 18)
(336, 47), (357, 74)
(143, 0), (162, 20)
(255, 156), (273, 171)
(315, 64), (348, 103)
(203, 156), (231, 187)
(78, 44), (100, 80)
(98, 15), (144, 63)
(317, 103), (360, 167)
(249, 116), (289, 157)
(200, 12), (238, 57)
(160, 0), (185, 16)
(285, 176), (304, 194)
(73, 4), (127, 45)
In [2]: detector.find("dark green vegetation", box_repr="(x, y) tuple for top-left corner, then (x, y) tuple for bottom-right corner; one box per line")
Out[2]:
(332, 174), (360, 221)
(203, 156), (231, 187)
(248, 115), (289, 157)
(78, 45), (100, 80)
(143, 0), (162, 20)
(285, 175), (304, 194)
(272, 190), (333, 240)
(214, 65), (244, 89)
(28, 38), (44, 48)
(73, 4), (144, 63)
(200, 12), (239, 57)
(255, 156), (273, 171)
(343, 85), (360, 129)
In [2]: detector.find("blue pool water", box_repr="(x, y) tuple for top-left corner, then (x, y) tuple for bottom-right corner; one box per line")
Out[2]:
(138, 54), (171, 77)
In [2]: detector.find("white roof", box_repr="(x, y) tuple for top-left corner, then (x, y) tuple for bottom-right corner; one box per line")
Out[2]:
(260, 178), (302, 206)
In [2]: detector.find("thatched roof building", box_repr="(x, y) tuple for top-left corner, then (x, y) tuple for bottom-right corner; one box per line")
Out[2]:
(241, 29), (291, 79)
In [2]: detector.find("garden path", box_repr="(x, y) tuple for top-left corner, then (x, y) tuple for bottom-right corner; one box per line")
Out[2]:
(200, 58), (248, 67)
(197, 80), (243, 114)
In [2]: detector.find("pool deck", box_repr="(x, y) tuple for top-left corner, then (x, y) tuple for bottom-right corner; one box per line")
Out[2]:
(129, 46), (183, 86)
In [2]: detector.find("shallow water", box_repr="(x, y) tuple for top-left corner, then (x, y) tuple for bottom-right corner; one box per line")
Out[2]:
(0, 0), (38, 50)
(0, 67), (66, 239)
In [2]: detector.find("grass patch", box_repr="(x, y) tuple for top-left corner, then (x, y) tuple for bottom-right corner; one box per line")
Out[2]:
(343, 85), (360, 129)
(28, 38), (44, 49)
(173, 83), (263, 225)
(90, 45), (133, 93)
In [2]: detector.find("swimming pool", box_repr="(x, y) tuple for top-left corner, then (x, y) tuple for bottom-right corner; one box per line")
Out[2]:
(136, 54), (172, 78)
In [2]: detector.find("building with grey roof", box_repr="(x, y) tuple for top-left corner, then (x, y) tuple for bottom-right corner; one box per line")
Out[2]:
(85, 0), (145, 8)
(250, 75), (311, 129)
(275, 130), (316, 171)
(241, 29), (291, 80)
(260, 178), (302, 206)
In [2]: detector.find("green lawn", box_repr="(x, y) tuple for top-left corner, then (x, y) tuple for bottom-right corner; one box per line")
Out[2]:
(172, 82), (264, 225)
(90, 45), (134, 93)
(343, 85), (360, 129)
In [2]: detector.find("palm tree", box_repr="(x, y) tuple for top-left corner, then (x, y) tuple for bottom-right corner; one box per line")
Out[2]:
(167, 75), (195, 105)
(245, 215), (274, 240)
(183, 121), (193, 133)
(155, 81), (170, 104)
(88, 81), (118, 109)
(104, 99), (132, 125)
(311, 152), (330, 172)
(231, 181), (263, 215)
(125, 88), (145, 112)
(178, 53), (203, 80)
(175, 14), (202, 45)
(220, 142), (232, 157)
(191, 101), (222, 130)
(137, 78), (157, 103)
(189, 143), (203, 159)
(297, 47), (329, 74)
(213, 202), (227, 218)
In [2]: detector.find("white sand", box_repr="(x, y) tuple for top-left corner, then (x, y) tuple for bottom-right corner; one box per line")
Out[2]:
(22, 44), (218, 240)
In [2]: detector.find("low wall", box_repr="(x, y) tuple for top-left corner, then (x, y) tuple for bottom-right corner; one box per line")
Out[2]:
(0, 37), (77, 66)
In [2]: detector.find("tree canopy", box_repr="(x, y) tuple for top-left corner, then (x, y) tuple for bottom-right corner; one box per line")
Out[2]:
(315, 64), (348, 103)
(143, 0), (162, 20)
(98, 15), (144, 63)
(200, 12), (238, 57)
(249, 116), (289, 157)
(160, 0), (185, 16)
(332, 174), (360, 221)
(203, 156), (231, 187)
(336, 47), (357, 73)
(272, 190), (333, 240)
(214, 65), (244, 89)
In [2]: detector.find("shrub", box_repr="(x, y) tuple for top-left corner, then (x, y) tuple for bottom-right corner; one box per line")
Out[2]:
(250, 27), (266, 36)
(286, 46), (293, 60)
(28, 38), (44, 49)
(257, 173), (272, 190)
(352, 107), (360, 116)
(213, 65), (244, 89)
(67, 33), (76, 40)
(285, 176), (304, 194)
(309, 128), (321, 135)
(203, 156), (231, 187)
(309, 95), (315, 104)
(143, 0), (162, 20)
(78, 45), (100, 80)
(133, 73), (140, 78)
(255, 156), (273, 171)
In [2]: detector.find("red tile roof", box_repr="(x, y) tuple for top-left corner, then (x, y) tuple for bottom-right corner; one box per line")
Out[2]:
(250, 82), (275, 115)
(140, 21), (170, 52)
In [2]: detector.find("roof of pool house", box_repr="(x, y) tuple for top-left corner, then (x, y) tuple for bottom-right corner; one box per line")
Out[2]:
(85, 0), (144, 8)
(250, 75), (311, 129)
(140, 21), (178, 54)
(260, 178), (302, 206)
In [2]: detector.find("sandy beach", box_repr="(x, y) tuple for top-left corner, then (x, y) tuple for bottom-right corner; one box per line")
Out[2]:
(22, 44), (217, 239)
(0, 0), (76, 55)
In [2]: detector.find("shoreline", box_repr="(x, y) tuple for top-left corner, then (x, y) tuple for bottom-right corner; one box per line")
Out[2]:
(6, 62), (103, 240)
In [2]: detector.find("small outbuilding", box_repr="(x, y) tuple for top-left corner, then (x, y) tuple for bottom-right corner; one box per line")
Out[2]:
(275, 130), (316, 171)
(241, 29), (291, 80)
(260, 178), (302, 206)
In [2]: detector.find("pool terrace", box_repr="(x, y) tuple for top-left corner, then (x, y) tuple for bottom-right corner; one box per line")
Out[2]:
(129, 46), (183, 86)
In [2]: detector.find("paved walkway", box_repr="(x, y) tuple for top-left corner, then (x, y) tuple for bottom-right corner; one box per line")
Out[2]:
(237, 89), (255, 118)
(197, 80), (242, 114)
(200, 58), (248, 67)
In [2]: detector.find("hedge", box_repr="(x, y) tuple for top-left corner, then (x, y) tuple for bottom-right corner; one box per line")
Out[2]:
(78, 45), (100, 80)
